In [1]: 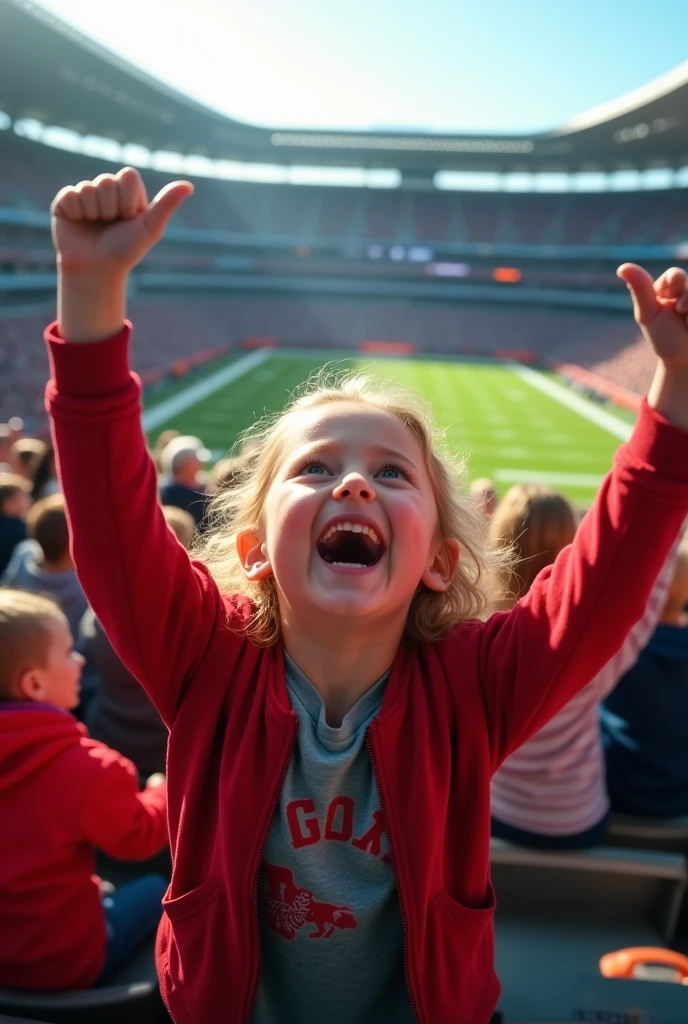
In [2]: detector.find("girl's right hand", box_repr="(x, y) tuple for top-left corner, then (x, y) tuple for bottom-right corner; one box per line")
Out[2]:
(50, 166), (193, 279)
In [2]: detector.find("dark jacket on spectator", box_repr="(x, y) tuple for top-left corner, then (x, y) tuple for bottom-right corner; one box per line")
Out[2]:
(81, 610), (168, 778)
(159, 481), (209, 528)
(2, 540), (88, 640)
(602, 623), (688, 817)
(0, 516), (26, 577)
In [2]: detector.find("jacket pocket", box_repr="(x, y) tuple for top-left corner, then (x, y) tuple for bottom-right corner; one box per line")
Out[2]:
(422, 883), (496, 1022)
(432, 881), (495, 931)
(163, 877), (221, 922)
(160, 878), (236, 1023)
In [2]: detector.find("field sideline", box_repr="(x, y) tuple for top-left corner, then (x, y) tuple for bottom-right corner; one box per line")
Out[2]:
(143, 351), (635, 505)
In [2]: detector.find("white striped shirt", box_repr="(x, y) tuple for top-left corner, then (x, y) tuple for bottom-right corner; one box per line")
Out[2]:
(491, 543), (678, 837)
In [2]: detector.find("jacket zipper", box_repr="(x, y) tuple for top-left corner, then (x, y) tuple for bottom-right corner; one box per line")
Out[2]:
(367, 734), (421, 1024)
(245, 717), (298, 1023)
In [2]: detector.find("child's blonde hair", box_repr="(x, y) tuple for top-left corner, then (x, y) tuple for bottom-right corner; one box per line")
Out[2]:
(0, 590), (63, 700)
(193, 370), (499, 645)
(489, 483), (577, 608)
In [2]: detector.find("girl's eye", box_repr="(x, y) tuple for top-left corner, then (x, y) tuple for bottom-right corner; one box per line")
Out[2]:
(299, 461), (329, 476)
(377, 463), (408, 480)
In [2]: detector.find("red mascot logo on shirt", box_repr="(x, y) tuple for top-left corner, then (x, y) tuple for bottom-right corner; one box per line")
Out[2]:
(262, 863), (358, 941)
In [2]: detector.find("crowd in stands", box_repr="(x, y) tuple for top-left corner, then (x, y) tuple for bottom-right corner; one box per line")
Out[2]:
(2, 132), (687, 246)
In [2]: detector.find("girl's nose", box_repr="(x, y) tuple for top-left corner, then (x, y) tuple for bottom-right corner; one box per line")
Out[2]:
(332, 472), (376, 502)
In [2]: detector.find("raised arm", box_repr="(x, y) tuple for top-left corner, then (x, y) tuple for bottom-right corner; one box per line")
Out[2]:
(46, 168), (226, 726)
(478, 264), (688, 769)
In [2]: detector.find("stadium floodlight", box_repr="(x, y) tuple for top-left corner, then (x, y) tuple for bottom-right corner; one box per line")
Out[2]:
(408, 247), (434, 263)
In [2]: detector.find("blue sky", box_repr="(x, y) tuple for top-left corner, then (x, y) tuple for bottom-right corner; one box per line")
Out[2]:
(36, 0), (688, 133)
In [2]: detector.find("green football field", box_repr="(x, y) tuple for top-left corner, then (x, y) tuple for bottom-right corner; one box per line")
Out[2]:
(143, 350), (635, 507)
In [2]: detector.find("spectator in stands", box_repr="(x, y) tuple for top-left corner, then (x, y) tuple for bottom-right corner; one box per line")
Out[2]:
(8, 418), (24, 441)
(81, 608), (169, 780)
(44, 167), (688, 1024)
(489, 485), (677, 848)
(0, 473), (31, 577)
(2, 493), (87, 642)
(30, 442), (60, 501)
(207, 456), (239, 494)
(0, 424), (12, 471)
(151, 428), (180, 474)
(469, 476), (499, 520)
(10, 438), (47, 480)
(0, 590), (168, 991)
(159, 434), (211, 527)
(602, 534), (688, 818)
(162, 504), (196, 550)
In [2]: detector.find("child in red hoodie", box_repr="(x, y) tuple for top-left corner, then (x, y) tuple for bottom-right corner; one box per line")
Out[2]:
(44, 168), (688, 1024)
(0, 589), (169, 991)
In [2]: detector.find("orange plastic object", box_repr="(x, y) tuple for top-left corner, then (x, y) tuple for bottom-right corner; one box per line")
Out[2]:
(600, 947), (688, 983)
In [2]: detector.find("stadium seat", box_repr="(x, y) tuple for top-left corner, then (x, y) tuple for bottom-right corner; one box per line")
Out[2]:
(0, 1017), (53, 1024)
(492, 839), (688, 1022)
(608, 813), (688, 854)
(0, 935), (167, 1024)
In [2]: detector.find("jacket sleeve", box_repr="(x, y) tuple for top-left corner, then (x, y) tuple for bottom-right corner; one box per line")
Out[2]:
(478, 400), (688, 772)
(78, 740), (168, 860)
(44, 321), (227, 727)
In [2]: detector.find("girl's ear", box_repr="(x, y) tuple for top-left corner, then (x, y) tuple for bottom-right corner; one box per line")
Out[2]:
(422, 537), (459, 593)
(236, 531), (274, 581)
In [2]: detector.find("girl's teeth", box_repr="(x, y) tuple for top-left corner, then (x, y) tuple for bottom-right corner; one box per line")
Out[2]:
(320, 522), (381, 544)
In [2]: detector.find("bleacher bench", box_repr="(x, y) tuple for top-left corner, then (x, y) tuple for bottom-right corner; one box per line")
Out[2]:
(491, 838), (688, 1022)
(608, 813), (688, 854)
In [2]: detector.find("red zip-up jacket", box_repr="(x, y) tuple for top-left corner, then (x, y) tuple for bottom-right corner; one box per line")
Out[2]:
(45, 322), (688, 1023)
(0, 703), (168, 990)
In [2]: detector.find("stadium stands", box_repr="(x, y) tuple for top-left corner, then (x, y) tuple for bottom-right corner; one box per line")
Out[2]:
(0, 297), (648, 429)
(1, 133), (686, 246)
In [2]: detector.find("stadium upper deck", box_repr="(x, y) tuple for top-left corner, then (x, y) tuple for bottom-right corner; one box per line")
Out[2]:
(1, 0), (687, 176)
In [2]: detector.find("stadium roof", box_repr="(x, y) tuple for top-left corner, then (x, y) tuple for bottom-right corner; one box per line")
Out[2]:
(2, 0), (687, 175)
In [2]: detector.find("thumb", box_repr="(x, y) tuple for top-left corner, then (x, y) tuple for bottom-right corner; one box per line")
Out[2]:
(143, 181), (194, 242)
(617, 263), (660, 326)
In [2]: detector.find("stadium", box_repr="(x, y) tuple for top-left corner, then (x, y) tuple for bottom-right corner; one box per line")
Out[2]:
(0, 0), (687, 1021)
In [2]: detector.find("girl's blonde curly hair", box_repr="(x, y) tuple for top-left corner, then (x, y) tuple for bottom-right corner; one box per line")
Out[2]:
(193, 369), (499, 645)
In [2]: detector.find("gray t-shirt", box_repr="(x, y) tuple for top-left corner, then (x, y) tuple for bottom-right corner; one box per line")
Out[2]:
(251, 656), (414, 1024)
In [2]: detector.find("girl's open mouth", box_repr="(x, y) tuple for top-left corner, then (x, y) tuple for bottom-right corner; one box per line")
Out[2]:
(316, 519), (386, 568)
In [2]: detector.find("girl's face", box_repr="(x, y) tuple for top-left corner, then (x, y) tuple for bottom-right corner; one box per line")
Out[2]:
(240, 403), (457, 629)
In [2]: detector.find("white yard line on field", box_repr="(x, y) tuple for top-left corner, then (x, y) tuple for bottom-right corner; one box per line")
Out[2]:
(142, 349), (271, 431)
(508, 363), (632, 442)
(494, 469), (605, 488)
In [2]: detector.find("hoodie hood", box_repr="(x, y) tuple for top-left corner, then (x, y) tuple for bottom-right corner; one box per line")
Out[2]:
(0, 703), (83, 793)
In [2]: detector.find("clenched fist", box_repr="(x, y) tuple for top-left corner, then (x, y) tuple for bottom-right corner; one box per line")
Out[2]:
(51, 166), (193, 278)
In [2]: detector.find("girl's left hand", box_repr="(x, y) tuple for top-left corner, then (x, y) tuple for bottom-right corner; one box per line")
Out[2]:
(618, 263), (688, 370)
